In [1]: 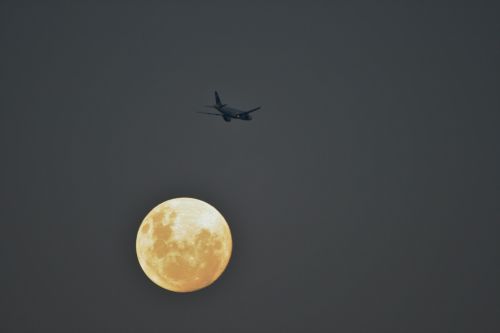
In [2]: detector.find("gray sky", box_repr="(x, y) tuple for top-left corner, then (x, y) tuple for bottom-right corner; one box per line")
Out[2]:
(1, 1), (499, 332)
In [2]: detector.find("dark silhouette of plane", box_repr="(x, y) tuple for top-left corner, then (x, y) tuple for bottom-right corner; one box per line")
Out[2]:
(197, 91), (261, 122)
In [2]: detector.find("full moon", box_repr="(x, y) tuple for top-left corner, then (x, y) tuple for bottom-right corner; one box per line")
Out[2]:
(136, 197), (232, 292)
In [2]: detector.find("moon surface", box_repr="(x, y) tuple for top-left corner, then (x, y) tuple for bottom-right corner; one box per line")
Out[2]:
(136, 198), (232, 292)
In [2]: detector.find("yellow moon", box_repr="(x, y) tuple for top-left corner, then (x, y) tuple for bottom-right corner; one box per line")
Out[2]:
(136, 197), (232, 292)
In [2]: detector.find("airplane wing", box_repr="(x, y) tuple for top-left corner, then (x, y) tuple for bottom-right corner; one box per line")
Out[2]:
(197, 111), (222, 116)
(245, 106), (261, 113)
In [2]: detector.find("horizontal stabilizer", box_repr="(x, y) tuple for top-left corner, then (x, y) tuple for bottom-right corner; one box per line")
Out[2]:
(197, 111), (222, 116)
(205, 104), (227, 109)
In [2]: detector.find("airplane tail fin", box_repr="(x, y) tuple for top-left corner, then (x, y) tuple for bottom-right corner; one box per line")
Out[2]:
(215, 91), (222, 106)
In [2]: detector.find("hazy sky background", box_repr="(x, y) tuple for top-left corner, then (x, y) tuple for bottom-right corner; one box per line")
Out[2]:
(1, 1), (499, 332)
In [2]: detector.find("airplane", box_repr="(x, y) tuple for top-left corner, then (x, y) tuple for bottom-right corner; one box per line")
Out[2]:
(197, 91), (261, 122)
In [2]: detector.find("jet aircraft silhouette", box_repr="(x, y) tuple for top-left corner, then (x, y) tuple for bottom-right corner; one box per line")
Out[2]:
(198, 91), (261, 122)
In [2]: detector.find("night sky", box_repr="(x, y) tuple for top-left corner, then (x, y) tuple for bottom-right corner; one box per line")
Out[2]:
(1, 1), (499, 332)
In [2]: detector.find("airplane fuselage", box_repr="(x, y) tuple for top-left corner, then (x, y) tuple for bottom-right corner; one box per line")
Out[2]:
(215, 105), (252, 121)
